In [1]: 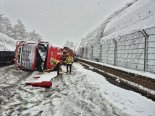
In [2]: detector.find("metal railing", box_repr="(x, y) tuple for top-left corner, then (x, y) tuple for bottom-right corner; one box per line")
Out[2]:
(78, 26), (155, 74)
(0, 51), (15, 66)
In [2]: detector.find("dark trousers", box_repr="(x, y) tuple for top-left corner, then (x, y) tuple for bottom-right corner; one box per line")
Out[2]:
(54, 63), (61, 76)
(66, 64), (72, 73)
(36, 59), (43, 72)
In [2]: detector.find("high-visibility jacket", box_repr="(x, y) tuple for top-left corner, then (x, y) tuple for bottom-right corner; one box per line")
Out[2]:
(50, 58), (60, 65)
(65, 56), (73, 64)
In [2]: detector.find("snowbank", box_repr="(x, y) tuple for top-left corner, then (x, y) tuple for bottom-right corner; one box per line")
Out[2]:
(0, 33), (16, 51)
(75, 63), (155, 116)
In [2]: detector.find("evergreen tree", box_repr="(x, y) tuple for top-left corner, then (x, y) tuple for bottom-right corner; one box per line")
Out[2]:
(11, 20), (27, 40)
(0, 13), (42, 41)
(0, 14), (12, 36)
(64, 41), (75, 50)
(27, 30), (42, 41)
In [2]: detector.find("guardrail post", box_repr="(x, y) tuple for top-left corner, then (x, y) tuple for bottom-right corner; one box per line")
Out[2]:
(85, 46), (88, 59)
(113, 38), (117, 66)
(141, 29), (149, 72)
(99, 44), (102, 62)
(91, 46), (93, 60)
(80, 47), (84, 58)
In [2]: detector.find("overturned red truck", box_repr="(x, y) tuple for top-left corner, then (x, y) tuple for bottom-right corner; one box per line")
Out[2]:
(15, 41), (63, 72)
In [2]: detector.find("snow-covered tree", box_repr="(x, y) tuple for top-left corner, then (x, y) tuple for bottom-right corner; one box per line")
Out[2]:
(27, 30), (42, 41)
(11, 20), (27, 40)
(64, 41), (75, 51)
(0, 14), (12, 36)
(0, 13), (42, 41)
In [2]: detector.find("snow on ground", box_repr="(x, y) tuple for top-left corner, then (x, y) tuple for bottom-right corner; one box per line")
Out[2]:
(77, 64), (155, 116)
(0, 65), (32, 104)
(0, 32), (16, 51)
(0, 63), (155, 116)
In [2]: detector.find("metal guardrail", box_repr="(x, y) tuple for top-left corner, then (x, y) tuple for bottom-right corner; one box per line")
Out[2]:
(78, 58), (155, 101)
(0, 51), (15, 66)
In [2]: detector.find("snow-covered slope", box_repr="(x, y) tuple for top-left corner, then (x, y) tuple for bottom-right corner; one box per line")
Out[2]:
(79, 0), (137, 47)
(81, 0), (155, 43)
(104, 0), (155, 36)
(0, 33), (16, 51)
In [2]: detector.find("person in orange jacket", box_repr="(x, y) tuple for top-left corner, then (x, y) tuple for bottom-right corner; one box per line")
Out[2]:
(50, 58), (61, 76)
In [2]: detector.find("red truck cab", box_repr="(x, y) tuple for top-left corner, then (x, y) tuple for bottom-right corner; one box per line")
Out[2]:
(15, 41), (63, 71)
(15, 41), (37, 70)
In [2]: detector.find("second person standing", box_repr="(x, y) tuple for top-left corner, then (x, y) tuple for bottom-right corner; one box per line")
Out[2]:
(65, 53), (73, 73)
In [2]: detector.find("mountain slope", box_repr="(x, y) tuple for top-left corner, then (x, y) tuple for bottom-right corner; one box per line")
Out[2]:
(104, 0), (155, 36)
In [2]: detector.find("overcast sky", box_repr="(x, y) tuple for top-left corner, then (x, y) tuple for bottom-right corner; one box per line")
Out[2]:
(0, 0), (132, 46)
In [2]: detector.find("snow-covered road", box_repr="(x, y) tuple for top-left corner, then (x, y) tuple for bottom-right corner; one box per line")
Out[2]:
(0, 63), (155, 116)
(0, 65), (32, 104)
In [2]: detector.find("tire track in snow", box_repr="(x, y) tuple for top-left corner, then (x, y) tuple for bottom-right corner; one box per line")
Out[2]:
(50, 64), (128, 116)
(0, 65), (32, 115)
(0, 64), (129, 116)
